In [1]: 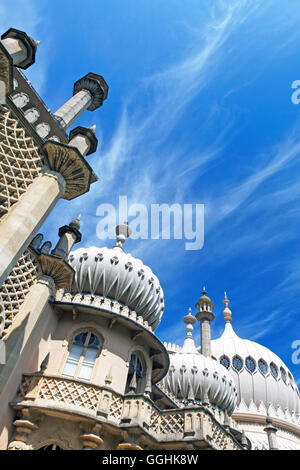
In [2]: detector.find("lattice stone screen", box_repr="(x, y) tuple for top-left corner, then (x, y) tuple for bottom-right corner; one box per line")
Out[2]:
(0, 249), (38, 336)
(0, 104), (44, 218)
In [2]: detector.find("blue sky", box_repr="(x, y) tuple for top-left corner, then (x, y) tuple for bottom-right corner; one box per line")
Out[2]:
(1, 0), (300, 384)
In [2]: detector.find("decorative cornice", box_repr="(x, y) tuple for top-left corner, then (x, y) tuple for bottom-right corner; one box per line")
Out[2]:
(42, 140), (94, 200)
(38, 254), (74, 289)
(55, 290), (153, 332)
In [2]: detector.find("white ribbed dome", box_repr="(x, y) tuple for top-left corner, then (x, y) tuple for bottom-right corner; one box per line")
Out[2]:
(67, 245), (164, 330)
(161, 329), (237, 414)
(210, 322), (300, 420)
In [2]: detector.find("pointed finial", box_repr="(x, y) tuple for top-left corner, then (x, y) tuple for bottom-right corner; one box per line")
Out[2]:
(70, 214), (81, 230)
(33, 40), (41, 46)
(182, 307), (197, 353)
(89, 124), (96, 134)
(114, 221), (132, 250)
(195, 287), (214, 312)
(184, 307), (196, 336)
(223, 291), (232, 323)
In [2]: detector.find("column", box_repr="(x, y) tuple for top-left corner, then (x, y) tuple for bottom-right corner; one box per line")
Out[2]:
(54, 73), (108, 130)
(0, 171), (65, 287)
(195, 289), (215, 357)
(1, 27), (39, 69)
(264, 417), (278, 450)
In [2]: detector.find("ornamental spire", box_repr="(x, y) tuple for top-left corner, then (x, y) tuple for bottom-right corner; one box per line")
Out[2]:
(114, 221), (132, 251)
(223, 291), (232, 323)
(182, 307), (198, 353)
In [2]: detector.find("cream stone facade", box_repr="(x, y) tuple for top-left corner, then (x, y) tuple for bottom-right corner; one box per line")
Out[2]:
(0, 27), (299, 451)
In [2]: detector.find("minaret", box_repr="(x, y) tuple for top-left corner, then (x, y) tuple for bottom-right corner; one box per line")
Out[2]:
(195, 288), (215, 357)
(182, 308), (197, 353)
(264, 416), (279, 450)
(54, 73), (108, 130)
(51, 215), (82, 259)
(1, 27), (39, 69)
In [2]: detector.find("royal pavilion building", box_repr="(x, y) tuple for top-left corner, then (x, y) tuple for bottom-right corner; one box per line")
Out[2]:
(0, 27), (299, 451)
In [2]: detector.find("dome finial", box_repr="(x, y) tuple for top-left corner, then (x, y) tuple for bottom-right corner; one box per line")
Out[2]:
(70, 214), (81, 230)
(182, 307), (197, 353)
(114, 221), (132, 251)
(183, 307), (196, 338)
(223, 291), (232, 323)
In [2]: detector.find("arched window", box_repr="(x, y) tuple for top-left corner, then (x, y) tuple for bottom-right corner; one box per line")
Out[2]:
(125, 352), (146, 394)
(62, 332), (100, 381)
(270, 362), (278, 379)
(220, 355), (230, 370)
(245, 357), (256, 374)
(258, 359), (268, 376)
(280, 367), (287, 383)
(232, 355), (243, 372)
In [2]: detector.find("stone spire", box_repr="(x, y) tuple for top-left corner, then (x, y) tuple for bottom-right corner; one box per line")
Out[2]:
(54, 73), (108, 130)
(113, 221), (131, 251)
(223, 292), (232, 323)
(182, 308), (198, 353)
(51, 215), (82, 259)
(1, 27), (39, 69)
(195, 288), (215, 357)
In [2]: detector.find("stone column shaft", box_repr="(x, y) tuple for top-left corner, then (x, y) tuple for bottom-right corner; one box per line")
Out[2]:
(264, 423), (278, 450)
(200, 319), (211, 357)
(69, 134), (91, 156)
(1, 38), (28, 67)
(0, 171), (65, 286)
(54, 89), (92, 130)
(0, 275), (54, 394)
(52, 231), (77, 259)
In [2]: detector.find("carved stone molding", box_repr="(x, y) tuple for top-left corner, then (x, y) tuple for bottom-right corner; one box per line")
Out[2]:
(38, 253), (74, 289)
(0, 43), (13, 96)
(42, 140), (94, 200)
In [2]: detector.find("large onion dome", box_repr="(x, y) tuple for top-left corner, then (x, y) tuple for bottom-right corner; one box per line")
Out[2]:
(66, 222), (164, 331)
(210, 294), (300, 425)
(160, 309), (238, 415)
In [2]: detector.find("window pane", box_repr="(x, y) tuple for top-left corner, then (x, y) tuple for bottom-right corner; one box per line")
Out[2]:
(63, 360), (77, 377)
(68, 344), (83, 361)
(74, 333), (87, 346)
(232, 356), (243, 372)
(78, 363), (94, 380)
(220, 356), (230, 369)
(258, 359), (268, 375)
(84, 347), (98, 364)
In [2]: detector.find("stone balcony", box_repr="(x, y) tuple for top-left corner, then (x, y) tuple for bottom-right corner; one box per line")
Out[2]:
(10, 373), (243, 450)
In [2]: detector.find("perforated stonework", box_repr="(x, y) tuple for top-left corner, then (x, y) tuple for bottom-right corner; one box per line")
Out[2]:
(0, 104), (44, 218)
(38, 377), (100, 411)
(0, 249), (38, 335)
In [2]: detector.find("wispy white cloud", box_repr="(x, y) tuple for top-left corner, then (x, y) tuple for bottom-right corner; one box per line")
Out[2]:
(0, 0), (49, 95)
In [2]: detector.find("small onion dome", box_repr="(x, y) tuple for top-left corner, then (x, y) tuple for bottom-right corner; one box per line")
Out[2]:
(160, 308), (237, 414)
(196, 287), (214, 311)
(67, 223), (164, 330)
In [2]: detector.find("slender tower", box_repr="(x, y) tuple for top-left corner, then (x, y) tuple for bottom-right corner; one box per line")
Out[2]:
(195, 288), (215, 357)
